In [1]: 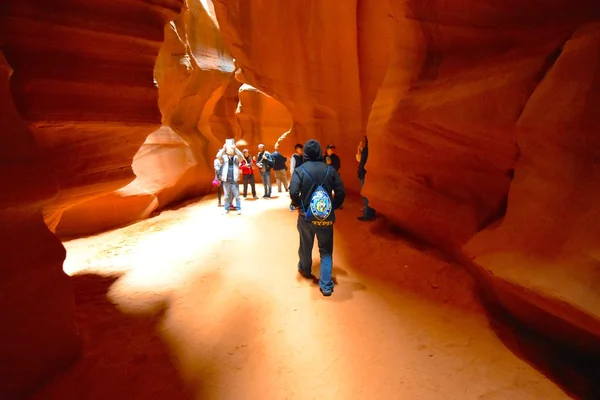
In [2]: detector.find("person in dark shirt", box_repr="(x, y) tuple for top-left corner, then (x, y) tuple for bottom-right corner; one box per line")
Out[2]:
(289, 139), (345, 296)
(356, 136), (376, 221)
(213, 157), (224, 207)
(289, 143), (304, 179)
(271, 144), (289, 192)
(325, 144), (341, 172)
(256, 143), (274, 198)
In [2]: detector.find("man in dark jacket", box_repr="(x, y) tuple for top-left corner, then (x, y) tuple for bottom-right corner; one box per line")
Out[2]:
(271, 145), (288, 192)
(357, 136), (376, 221)
(325, 144), (341, 171)
(256, 144), (274, 198)
(289, 143), (304, 179)
(289, 139), (345, 296)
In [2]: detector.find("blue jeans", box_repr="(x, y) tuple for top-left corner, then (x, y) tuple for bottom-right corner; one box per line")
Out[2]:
(359, 178), (375, 217)
(297, 215), (334, 293)
(261, 171), (271, 196)
(222, 181), (241, 210)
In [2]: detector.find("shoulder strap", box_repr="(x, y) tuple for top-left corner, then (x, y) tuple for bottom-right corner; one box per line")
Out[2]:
(298, 166), (317, 185)
(320, 167), (330, 186)
(299, 166), (330, 187)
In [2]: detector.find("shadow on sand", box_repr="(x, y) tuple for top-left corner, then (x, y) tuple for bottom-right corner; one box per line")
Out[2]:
(30, 273), (193, 400)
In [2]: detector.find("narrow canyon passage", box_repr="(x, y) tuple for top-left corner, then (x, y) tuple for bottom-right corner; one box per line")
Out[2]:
(33, 194), (568, 400)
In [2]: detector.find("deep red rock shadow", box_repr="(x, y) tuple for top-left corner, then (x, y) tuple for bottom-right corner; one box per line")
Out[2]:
(30, 274), (193, 400)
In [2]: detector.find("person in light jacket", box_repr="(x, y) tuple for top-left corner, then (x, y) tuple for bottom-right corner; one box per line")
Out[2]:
(216, 143), (245, 214)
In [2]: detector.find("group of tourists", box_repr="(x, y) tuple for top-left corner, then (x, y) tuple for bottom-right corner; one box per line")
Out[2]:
(213, 136), (376, 296)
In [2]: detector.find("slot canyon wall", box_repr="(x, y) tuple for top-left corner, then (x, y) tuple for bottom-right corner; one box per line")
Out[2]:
(1, 0), (600, 397)
(53, 0), (236, 237)
(236, 83), (294, 180)
(0, 0), (183, 397)
(211, 0), (600, 355)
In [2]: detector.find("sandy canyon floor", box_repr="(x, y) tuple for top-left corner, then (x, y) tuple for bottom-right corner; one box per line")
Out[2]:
(32, 190), (570, 399)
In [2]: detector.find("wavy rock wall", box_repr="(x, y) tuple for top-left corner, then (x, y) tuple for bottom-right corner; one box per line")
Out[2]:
(53, 0), (234, 237)
(212, 0), (364, 190)
(0, 0), (182, 397)
(236, 83), (293, 162)
(465, 23), (600, 352)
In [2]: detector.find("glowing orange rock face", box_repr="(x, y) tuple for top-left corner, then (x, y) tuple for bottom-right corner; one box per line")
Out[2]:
(55, 0), (236, 236)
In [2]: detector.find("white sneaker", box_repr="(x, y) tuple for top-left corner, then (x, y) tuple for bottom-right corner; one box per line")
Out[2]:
(237, 210), (242, 215)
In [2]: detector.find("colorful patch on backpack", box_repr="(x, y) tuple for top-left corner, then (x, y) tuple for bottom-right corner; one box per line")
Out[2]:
(309, 187), (332, 221)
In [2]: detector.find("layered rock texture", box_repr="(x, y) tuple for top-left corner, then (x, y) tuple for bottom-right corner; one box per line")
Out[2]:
(0, 0), (182, 397)
(465, 22), (600, 352)
(236, 83), (293, 159)
(212, 0), (600, 361)
(213, 1), (365, 190)
(53, 0), (235, 237)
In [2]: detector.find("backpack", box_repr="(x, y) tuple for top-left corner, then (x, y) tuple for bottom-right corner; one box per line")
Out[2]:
(263, 153), (274, 168)
(298, 166), (333, 222)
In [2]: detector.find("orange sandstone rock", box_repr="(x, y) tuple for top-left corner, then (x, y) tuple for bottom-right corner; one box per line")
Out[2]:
(363, 1), (597, 247)
(465, 22), (600, 352)
(0, 0), (182, 396)
(54, 0), (234, 236)
(56, 126), (207, 237)
(0, 52), (80, 399)
(236, 84), (293, 153)
(213, 0), (364, 190)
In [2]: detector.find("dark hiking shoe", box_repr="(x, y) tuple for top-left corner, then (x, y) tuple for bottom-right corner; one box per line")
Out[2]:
(320, 288), (333, 297)
(297, 270), (314, 280)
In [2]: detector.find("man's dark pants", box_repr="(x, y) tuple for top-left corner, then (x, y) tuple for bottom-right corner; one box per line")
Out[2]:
(242, 174), (256, 197)
(297, 215), (334, 293)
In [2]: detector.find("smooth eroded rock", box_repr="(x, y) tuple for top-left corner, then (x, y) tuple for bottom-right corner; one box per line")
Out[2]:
(213, 0), (365, 190)
(2, 0), (183, 225)
(363, 0), (597, 247)
(465, 22), (600, 352)
(54, 0), (235, 236)
(56, 126), (209, 237)
(0, 51), (80, 399)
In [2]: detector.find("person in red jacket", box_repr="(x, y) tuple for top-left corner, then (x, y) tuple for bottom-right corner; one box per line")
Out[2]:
(240, 148), (258, 199)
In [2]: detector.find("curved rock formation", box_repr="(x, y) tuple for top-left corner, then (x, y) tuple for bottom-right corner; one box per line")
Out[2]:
(53, 0), (235, 236)
(55, 125), (206, 237)
(0, 51), (81, 400)
(2, 0), (183, 230)
(236, 83), (293, 154)
(364, 2), (598, 247)
(0, 0), (182, 396)
(212, 0), (364, 190)
(465, 22), (600, 352)
(210, 74), (241, 140)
